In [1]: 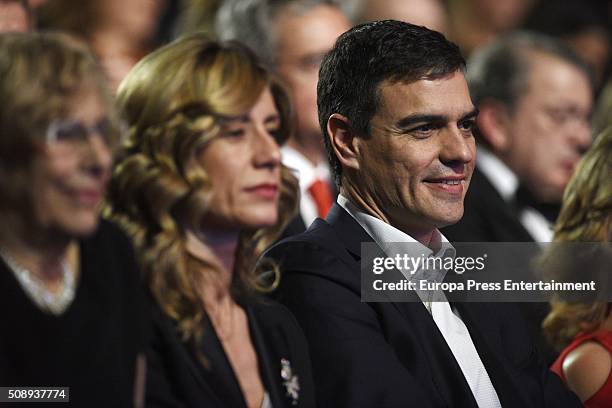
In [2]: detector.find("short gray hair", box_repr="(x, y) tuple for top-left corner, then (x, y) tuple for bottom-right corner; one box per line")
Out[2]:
(467, 31), (593, 113)
(215, 0), (353, 68)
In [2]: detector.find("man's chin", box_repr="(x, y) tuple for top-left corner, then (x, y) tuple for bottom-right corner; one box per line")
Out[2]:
(435, 211), (464, 229)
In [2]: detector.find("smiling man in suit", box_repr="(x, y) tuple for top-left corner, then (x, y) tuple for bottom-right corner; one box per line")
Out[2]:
(266, 20), (581, 407)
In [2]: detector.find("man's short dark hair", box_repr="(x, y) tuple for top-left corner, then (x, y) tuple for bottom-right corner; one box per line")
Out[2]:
(317, 20), (466, 186)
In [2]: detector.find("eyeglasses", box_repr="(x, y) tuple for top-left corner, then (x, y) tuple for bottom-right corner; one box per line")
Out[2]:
(46, 118), (116, 149)
(541, 106), (591, 130)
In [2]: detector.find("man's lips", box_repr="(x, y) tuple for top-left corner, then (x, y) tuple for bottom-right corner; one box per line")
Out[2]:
(244, 183), (279, 199)
(422, 176), (466, 195)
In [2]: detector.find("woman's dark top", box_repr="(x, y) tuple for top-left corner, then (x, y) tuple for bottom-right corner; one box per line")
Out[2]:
(0, 220), (148, 407)
(146, 291), (316, 408)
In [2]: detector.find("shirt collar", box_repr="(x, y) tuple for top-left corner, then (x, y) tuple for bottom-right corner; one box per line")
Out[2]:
(337, 195), (455, 283)
(477, 147), (518, 201)
(281, 145), (330, 191)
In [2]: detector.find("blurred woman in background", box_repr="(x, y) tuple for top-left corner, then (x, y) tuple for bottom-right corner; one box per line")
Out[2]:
(0, 32), (146, 407)
(543, 126), (612, 406)
(105, 34), (314, 407)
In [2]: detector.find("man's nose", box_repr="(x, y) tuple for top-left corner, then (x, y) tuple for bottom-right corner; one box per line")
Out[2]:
(439, 127), (475, 169)
(570, 120), (592, 154)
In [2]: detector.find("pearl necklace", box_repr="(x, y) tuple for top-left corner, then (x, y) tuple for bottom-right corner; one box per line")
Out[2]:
(0, 249), (76, 315)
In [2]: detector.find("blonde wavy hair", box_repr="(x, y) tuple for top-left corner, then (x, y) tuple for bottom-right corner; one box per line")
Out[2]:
(104, 34), (298, 348)
(542, 126), (612, 351)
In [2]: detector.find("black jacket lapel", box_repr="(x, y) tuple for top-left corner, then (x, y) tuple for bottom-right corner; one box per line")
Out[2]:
(198, 315), (247, 408)
(327, 203), (480, 407)
(246, 305), (288, 408)
(325, 203), (373, 258)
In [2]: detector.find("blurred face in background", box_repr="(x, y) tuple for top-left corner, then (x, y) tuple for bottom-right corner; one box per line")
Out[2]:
(504, 51), (592, 203)
(197, 87), (282, 231)
(0, 0), (28, 32)
(91, 0), (166, 91)
(31, 85), (113, 237)
(360, 0), (447, 34)
(94, 0), (165, 45)
(467, 0), (533, 31)
(274, 4), (350, 143)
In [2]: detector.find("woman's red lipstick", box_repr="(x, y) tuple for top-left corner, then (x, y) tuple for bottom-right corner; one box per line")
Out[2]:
(244, 183), (279, 199)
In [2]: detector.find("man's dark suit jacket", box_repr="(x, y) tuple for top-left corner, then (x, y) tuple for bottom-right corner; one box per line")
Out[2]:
(442, 167), (557, 364)
(266, 203), (580, 407)
(281, 215), (308, 240)
(145, 294), (315, 407)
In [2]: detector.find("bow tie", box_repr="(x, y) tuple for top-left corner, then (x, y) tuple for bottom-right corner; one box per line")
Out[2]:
(513, 185), (561, 224)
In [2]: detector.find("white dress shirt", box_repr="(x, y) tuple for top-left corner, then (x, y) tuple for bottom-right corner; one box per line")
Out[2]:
(338, 195), (502, 408)
(477, 147), (518, 202)
(281, 145), (332, 227)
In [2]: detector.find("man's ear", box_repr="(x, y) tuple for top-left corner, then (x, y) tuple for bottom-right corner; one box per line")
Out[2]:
(476, 101), (512, 153)
(327, 113), (360, 171)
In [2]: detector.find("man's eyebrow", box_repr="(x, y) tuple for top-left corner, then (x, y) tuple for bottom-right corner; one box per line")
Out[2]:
(394, 108), (479, 130)
(459, 108), (480, 121)
(395, 114), (446, 130)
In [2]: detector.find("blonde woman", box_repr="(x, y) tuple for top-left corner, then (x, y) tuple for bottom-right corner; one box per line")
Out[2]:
(0, 32), (146, 406)
(543, 127), (612, 406)
(105, 34), (314, 407)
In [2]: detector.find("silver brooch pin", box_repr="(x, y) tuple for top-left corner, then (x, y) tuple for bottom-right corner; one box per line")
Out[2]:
(280, 358), (300, 405)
